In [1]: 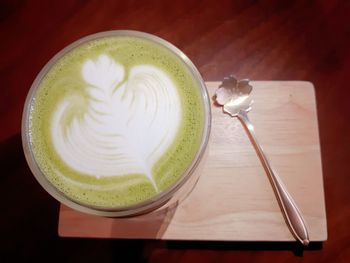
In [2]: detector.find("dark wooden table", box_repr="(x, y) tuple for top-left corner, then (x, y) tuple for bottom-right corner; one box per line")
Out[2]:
(1, 0), (349, 262)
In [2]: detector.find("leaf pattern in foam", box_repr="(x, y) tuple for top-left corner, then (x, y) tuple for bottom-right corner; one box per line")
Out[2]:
(51, 54), (181, 190)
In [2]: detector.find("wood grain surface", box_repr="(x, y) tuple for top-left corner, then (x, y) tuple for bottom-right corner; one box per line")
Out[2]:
(1, 0), (349, 262)
(59, 81), (327, 242)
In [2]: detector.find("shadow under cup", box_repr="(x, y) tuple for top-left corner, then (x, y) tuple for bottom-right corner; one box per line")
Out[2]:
(22, 30), (211, 217)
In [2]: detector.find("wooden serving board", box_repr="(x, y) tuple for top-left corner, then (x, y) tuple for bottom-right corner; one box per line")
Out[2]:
(58, 81), (327, 242)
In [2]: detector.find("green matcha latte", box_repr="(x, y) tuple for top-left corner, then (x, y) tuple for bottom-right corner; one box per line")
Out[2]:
(25, 31), (208, 211)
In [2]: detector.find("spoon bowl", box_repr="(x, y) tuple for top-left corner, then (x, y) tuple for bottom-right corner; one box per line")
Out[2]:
(215, 75), (253, 117)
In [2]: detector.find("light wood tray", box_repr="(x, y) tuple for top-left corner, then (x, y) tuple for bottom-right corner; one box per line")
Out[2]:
(58, 81), (327, 241)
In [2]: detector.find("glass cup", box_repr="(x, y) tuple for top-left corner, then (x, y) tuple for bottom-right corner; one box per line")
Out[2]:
(22, 30), (211, 217)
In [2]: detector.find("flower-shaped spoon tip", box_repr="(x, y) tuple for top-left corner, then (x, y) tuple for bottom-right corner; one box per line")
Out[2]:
(215, 75), (253, 117)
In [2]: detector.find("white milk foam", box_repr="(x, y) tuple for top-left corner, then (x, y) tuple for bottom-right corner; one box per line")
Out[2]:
(51, 55), (181, 187)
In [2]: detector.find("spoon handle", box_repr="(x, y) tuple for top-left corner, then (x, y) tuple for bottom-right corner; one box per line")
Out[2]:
(237, 110), (310, 246)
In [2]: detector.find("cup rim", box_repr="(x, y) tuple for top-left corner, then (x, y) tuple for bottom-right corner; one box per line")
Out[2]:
(22, 30), (211, 217)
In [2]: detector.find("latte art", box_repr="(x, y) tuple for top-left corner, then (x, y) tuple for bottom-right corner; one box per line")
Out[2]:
(52, 55), (181, 188)
(27, 34), (205, 208)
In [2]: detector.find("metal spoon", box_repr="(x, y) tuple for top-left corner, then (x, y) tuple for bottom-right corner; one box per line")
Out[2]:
(215, 75), (310, 246)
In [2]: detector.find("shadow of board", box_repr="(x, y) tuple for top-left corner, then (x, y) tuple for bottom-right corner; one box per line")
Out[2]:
(109, 239), (323, 259)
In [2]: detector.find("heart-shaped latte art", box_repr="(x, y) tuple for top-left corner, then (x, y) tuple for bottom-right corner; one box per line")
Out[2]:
(51, 55), (181, 191)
